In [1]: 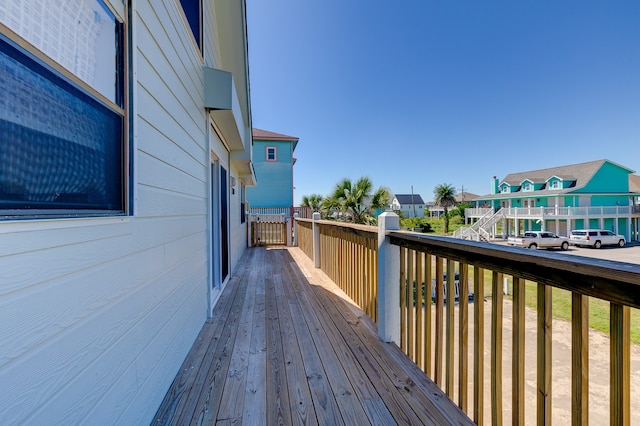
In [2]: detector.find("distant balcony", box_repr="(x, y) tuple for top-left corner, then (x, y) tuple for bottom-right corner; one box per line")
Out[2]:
(467, 206), (640, 220)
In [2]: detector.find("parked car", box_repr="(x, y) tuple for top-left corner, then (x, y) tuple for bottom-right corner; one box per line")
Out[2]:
(569, 229), (626, 248)
(507, 231), (569, 250)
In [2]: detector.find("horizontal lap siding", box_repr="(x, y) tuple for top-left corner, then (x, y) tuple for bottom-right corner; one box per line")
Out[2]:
(0, 0), (221, 424)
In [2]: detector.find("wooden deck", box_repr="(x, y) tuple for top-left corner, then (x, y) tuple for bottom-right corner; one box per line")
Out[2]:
(153, 246), (472, 425)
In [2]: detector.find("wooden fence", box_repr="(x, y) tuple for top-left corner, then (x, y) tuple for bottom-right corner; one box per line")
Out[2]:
(389, 232), (638, 425)
(249, 214), (287, 246)
(296, 218), (378, 323)
(295, 214), (640, 425)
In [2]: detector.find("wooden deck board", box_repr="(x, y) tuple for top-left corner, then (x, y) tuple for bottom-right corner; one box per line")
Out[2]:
(153, 246), (473, 425)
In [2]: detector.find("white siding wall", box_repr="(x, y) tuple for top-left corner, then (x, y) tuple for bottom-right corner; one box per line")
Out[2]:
(0, 0), (248, 424)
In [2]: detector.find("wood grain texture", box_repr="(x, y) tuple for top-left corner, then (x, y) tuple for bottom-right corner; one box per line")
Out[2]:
(610, 303), (630, 426)
(491, 271), (503, 426)
(435, 256), (444, 387)
(473, 266), (485, 426)
(153, 246), (473, 425)
(512, 277), (525, 425)
(458, 263), (469, 413)
(571, 292), (588, 426)
(537, 283), (552, 426)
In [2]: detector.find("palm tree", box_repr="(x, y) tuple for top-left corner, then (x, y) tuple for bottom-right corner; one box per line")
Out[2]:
(433, 183), (457, 234)
(301, 194), (323, 211)
(326, 177), (390, 224)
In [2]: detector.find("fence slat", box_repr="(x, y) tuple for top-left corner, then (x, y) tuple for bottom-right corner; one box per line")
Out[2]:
(512, 277), (525, 425)
(474, 266), (484, 426)
(416, 251), (424, 371)
(610, 303), (630, 426)
(435, 256), (444, 386)
(537, 283), (552, 426)
(458, 263), (469, 412)
(446, 259), (455, 396)
(491, 271), (503, 426)
(425, 253), (432, 377)
(408, 249), (415, 360)
(400, 247), (407, 353)
(571, 293), (589, 426)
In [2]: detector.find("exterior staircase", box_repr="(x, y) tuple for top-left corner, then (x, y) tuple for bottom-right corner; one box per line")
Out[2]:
(454, 208), (505, 241)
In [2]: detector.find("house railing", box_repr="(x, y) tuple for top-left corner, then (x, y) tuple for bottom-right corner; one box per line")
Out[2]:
(296, 217), (378, 323)
(248, 206), (313, 219)
(295, 212), (640, 425)
(468, 206), (638, 219)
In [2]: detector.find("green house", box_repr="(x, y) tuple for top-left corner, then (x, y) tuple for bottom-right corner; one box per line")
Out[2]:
(464, 159), (640, 241)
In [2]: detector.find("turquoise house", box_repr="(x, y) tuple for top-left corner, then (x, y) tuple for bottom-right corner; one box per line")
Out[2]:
(246, 129), (299, 212)
(463, 159), (640, 241)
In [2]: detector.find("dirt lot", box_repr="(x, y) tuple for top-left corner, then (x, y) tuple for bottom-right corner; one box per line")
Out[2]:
(475, 240), (640, 424)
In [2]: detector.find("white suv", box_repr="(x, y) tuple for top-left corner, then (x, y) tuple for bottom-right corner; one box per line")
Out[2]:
(569, 229), (626, 248)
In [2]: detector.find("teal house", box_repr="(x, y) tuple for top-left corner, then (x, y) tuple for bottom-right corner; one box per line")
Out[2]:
(246, 129), (299, 213)
(462, 159), (640, 241)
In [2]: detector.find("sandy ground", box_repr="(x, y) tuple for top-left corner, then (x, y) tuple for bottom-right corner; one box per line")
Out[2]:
(437, 299), (640, 425)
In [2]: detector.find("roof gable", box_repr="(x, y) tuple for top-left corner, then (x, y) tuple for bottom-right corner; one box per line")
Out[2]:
(252, 128), (299, 151)
(501, 159), (623, 191)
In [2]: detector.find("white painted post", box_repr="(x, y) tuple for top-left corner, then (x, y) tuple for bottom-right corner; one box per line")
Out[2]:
(312, 212), (321, 268)
(377, 212), (400, 344)
(293, 213), (299, 247)
(286, 217), (293, 246)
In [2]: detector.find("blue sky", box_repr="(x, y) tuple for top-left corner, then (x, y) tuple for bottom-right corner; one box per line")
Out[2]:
(246, 1), (640, 205)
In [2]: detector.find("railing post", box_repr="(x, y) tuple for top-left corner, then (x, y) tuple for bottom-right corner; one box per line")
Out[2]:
(377, 212), (400, 344)
(293, 213), (299, 247)
(286, 217), (293, 246)
(312, 212), (321, 268)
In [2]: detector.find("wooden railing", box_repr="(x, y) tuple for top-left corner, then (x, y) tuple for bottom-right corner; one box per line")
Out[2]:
(389, 232), (640, 425)
(295, 214), (640, 425)
(296, 218), (378, 322)
(297, 219), (313, 259)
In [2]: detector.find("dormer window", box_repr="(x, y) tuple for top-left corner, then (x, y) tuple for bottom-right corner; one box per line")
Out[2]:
(550, 180), (560, 190)
(523, 183), (532, 191)
(501, 185), (510, 194)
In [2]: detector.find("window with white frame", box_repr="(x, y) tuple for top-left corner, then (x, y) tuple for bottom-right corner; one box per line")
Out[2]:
(550, 180), (560, 190)
(523, 182), (532, 191)
(266, 146), (277, 162)
(0, 1), (126, 216)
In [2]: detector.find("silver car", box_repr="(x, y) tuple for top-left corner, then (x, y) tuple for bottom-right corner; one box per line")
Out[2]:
(569, 229), (626, 248)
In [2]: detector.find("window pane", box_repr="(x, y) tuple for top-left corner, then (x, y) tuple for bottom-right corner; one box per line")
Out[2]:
(179, 0), (201, 47)
(0, 0), (120, 103)
(0, 37), (123, 213)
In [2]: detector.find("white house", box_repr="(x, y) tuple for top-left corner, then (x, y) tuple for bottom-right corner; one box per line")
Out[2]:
(391, 194), (425, 218)
(0, 1), (254, 423)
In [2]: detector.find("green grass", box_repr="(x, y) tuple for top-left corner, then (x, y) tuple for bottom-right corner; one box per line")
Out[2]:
(470, 265), (640, 344)
(521, 281), (640, 344)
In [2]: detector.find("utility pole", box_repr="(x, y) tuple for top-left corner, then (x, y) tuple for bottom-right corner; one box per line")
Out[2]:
(411, 185), (416, 218)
